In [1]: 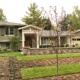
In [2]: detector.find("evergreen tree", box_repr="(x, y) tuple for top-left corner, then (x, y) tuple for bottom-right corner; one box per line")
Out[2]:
(0, 8), (6, 21)
(22, 3), (52, 29)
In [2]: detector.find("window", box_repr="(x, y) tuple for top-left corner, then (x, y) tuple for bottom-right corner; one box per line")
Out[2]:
(77, 38), (80, 41)
(6, 43), (10, 49)
(41, 37), (50, 45)
(10, 27), (14, 35)
(5, 27), (14, 35)
(72, 38), (80, 41)
(72, 38), (76, 41)
(1, 43), (4, 47)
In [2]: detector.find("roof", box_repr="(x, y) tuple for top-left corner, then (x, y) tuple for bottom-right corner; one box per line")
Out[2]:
(0, 21), (25, 26)
(39, 30), (70, 37)
(18, 25), (42, 30)
(71, 29), (80, 34)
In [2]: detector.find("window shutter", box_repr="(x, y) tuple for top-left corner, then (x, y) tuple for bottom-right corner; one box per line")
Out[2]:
(14, 28), (18, 36)
(1, 28), (5, 36)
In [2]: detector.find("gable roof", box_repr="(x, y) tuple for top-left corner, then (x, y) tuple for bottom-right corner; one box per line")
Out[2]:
(18, 25), (42, 30)
(39, 30), (70, 37)
(0, 21), (25, 26)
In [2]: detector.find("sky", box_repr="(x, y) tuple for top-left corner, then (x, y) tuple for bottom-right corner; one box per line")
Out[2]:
(0, 0), (80, 24)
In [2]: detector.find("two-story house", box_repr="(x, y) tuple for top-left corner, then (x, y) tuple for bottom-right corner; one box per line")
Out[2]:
(0, 21), (25, 49)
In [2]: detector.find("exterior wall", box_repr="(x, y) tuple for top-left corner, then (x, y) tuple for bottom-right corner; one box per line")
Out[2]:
(0, 26), (20, 42)
(0, 36), (12, 42)
(0, 26), (22, 49)
(23, 47), (80, 55)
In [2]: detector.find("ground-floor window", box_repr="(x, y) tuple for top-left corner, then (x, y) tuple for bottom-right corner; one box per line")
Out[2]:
(6, 43), (10, 49)
(0, 43), (10, 49)
(41, 37), (50, 45)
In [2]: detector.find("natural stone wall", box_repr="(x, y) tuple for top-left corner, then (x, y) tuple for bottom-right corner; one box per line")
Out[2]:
(23, 47), (80, 55)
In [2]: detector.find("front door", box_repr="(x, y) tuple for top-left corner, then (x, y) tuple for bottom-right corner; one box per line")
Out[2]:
(25, 36), (32, 47)
(25, 39), (30, 47)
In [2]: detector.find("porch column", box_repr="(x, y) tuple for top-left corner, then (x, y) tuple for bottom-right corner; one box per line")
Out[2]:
(37, 32), (39, 48)
(40, 37), (41, 45)
(67, 36), (70, 45)
(58, 36), (61, 47)
(22, 32), (25, 48)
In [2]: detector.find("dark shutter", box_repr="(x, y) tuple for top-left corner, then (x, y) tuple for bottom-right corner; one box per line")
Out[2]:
(1, 28), (5, 36)
(14, 28), (18, 36)
(6, 27), (9, 35)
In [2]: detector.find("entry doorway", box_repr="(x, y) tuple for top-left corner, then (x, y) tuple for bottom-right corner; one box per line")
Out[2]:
(25, 35), (32, 47)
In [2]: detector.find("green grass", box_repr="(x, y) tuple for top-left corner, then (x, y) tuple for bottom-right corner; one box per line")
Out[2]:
(21, 63), (80, 79)
(18, 53), (80, 61)
(0, 52), (23, 56)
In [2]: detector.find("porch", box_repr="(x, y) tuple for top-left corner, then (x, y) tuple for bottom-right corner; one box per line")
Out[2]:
(18, 25), (41, 48)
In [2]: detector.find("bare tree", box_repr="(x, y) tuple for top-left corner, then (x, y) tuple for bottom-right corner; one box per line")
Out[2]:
(42, 6), (66, 80)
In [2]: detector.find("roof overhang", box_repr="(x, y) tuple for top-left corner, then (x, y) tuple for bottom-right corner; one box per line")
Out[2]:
(0, 21), (25, 26)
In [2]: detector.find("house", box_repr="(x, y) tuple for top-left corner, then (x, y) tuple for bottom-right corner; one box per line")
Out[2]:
(0, 21), (80, 50)
(0, 21), (25, 49)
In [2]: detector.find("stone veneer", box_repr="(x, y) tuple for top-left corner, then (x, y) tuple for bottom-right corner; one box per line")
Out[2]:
(23, 47), (80, 55)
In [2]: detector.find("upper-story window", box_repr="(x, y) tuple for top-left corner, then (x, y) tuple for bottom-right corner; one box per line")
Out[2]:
(10, 27), (14, 35)
(5, 27), (14, 35)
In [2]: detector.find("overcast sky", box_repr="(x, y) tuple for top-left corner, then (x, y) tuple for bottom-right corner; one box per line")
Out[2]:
(0, 0), (80, 23)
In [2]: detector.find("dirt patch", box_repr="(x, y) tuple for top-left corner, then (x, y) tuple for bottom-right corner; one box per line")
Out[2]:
(28, 73), (80, 80)
(19, 57), (80, 68)
(0, 56), (80, 80)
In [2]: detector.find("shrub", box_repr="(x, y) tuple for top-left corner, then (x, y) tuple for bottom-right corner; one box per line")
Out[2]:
(66, 44), (69, 47)
(10, 36), (20, 51)
(0, 48), (2, 53)
(50, 41), (55, 46)
(75, 43), (79, 47)
(3, 47), (8, 53)
(63, 43), (69, 47)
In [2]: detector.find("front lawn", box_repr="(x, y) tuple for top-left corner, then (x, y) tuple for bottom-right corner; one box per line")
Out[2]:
(21, 63), (80, 79)
(18, 53), (80, 61)
(0, 52), (23, 56)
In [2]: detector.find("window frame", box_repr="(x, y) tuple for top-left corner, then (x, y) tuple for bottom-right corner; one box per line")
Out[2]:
(5, 27), (14, 35)
(41, 37), (50, 45)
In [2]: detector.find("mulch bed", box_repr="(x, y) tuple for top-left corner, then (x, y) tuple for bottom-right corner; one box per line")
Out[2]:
(9, 57), (22, 80)
(0, 57), (22, 80)
(0, 57), (10, 80)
